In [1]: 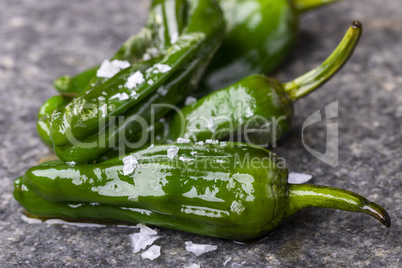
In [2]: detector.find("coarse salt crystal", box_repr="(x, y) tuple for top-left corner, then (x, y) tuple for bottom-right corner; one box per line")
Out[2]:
(288, 172), (313, 184)
(185, 241), (217, 256)
(205, 139), (219, 144)
(110, 92), (130, 101)
(195, 141), (204, 145)
(185, 96), (197, 106)
(190, 151), (197, 156)
(179, 156), (194, 162)
(154, 63), (171, 73)
(96, 60), (130, 78)
(143, 53), (151, 61)
(147, 79), (154, 85)
(167, 146), (179, 160)
(122, 155), (138, 175)
(130, 232), (159, 253)
(66, 161), (76, 166)
(141, 245), (161, 260)
(125, 71), (145, 89)
(177, 138), (190, 144)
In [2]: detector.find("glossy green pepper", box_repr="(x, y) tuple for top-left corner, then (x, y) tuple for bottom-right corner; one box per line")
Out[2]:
(38, 0), (189, 146)
(14, 142), (390, 242)
(162, 22), (361, 146)
(200, 0), (340, 91)
(49, 0), (225, 149)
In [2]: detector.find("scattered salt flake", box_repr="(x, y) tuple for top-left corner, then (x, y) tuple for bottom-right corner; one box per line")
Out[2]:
(66, 161), (76, 166)
(130, 232), (160, 253)
(137, 224), (158, 236)
(195, 141), (204, 145)
(110, 92), (130, 101)
(21, 215), (42, 224)
(220, 142), (227, 147)
(179, 156), (194, 162)
(130, 91), (139, 100)
(141, 245), (161, 260)
(157, 87), (168, 96)
(185, 96), (197, 106)
(167, 146), (179, 160)
(96, 60), (130, 78)
(122, 155), (138, 175)
(147, 47), (159, 57)
(185, 241), (217, 256)
(68, 204), (83, 208)
(143, 53), (151, 61)
(288, 172), (313, 184)
(184, 264), (200, 268)
(154, 63), (171, 73)
(245, 107), (254, 118)
(223, 257), (232, 266)
(205, 139), (219, 144)
(125, 71), (145, 89)
(215, 159), (225, 163)
(177, 138), (190, 144)
(147, 79), (154, 85)
(190, 151), (197, 156)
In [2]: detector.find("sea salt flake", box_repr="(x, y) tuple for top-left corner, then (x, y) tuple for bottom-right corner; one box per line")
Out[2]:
(125, 71), (145, 89)
(185, 96), (197, 106)
(220, 142), (227, 147)
(110, 92), (130, 101)
(288, 172), (313, 184)
(143, 53), (151, 61)
(99, 104), (107, 118)
(122, 155), (138, 175)
(177, 138), (190, 144)
(245, 107), (254, 118)
(190, 151), (197, 156)
(130, 91), (139, 99)
(141, 245), (161, 260)
(147, 79), (154, 85)
(147, 47), (159, 57)
(137, 224), (158, 235)
(167, 146), (179, 160)
(195, 141), (204, 145)
(205, 139), (219, 144)
(185, 241), (217, 256)
(154, 63), (171, 73)
(130, 232), (159, 253)
(96, 60), (130, 78)
(66, 161), (76, 166)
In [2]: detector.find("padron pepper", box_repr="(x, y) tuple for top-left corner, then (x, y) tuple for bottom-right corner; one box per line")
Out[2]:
(122, 21), (363, 151)
(38, 0), (189, 146)
(48, 1), (226, 155)
(14, 142), (390, 242)
(199, 0), (340, 91)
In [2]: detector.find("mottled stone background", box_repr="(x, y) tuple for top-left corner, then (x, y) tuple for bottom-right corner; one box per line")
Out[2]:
(0, 0), (400, 267)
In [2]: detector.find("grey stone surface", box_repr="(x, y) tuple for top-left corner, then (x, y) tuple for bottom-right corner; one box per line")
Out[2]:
(0, 0), (401, 267)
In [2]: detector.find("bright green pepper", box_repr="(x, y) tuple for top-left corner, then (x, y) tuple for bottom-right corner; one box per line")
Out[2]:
(49, 0), (225, 149)
(200, 0), (340, 91)
(15, 142), (390, 242)
(163, 21), (361, 146)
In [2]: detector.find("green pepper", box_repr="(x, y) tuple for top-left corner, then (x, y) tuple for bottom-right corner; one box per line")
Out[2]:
(49, 0), (225, 149)
(37, 0), (189, 146)
(200, 0), (340, 91)
(162, 21), (362, 146)
(14, 142), (390, 242)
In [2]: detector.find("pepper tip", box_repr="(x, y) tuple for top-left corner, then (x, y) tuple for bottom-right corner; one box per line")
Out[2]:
(352, 20), (362, 29)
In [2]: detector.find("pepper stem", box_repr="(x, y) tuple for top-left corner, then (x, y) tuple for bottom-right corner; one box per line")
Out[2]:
(293, 0), (340, 14)
(287, 184), (391, 227)
(283, 21), (363, 102)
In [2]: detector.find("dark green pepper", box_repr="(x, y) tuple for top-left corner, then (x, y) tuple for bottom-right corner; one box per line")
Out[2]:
(14, 142), (390, 242)
(163, 22), (362, 146)
(201, 0), (340, 91)
(49, 0), (225, 149)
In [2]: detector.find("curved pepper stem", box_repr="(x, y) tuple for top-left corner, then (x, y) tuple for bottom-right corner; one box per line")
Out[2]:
(293, 0), (340, 14)
(287, 184), (391, 228)
(283, 21), (363, 102)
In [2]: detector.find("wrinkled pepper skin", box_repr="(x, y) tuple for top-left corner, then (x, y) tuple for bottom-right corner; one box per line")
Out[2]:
(49, 0), (225, 149)
(201, 0), (339, 91)
(15, 143), (390, 242)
